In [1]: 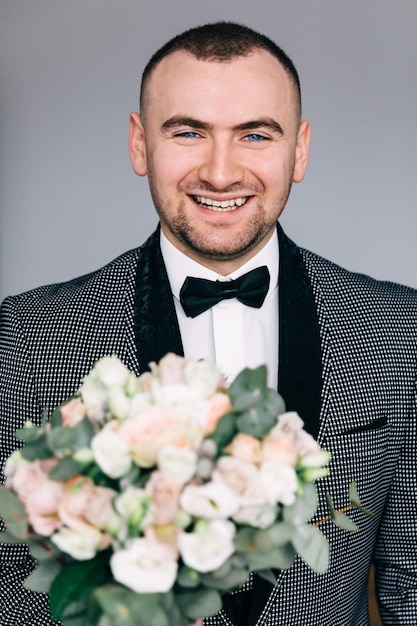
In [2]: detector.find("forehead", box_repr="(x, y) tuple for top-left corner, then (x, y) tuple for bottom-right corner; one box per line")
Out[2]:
(143, 49), (298, 124)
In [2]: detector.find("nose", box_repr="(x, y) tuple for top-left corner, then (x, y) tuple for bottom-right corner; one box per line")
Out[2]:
(198, 138), (243, 191)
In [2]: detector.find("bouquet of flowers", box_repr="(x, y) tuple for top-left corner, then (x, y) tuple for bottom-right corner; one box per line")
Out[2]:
(0, 354), (359, 626)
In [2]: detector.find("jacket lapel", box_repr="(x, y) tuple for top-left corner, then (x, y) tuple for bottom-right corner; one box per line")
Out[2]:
(133, 227), (184, 373)
(277, 224), (322, 440)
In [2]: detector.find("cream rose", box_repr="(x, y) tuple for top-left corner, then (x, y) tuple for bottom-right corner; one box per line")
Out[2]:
(91, 425), (132, 478)
(118, 405), (202, 468)
(178, 519), (235, 573)
(180, 481), (239, 520)
(110, 537), (178, 593)
(259, 462), (298, 506)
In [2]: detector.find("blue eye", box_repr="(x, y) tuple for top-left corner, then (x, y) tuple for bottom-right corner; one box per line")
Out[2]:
(244, 133), (268, 142)
(176, 131), (199, 138)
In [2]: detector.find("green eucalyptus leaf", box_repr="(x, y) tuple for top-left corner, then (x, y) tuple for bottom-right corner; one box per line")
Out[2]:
(23, 558), (63, 593)
(208, 413), (237, 450)
(176, 588), (222, 620)
(0, 488), (29, 538)
(26, 536), (61, 563)
(283, 483), (318, 525)
(47, 426), (76, 454)
(95, 587), (163, 626)
(236, 407), (271, 439)
(48, 456), (83, 481)
(254, 522), (294, 551)
(246, 544), (295, 571)
(291, 523), (329, 573)
(202, 566), (249, 591)
(228, 366), (268, 411)
(234, 526), (258, 553)
(15, 425), (44, 443)
(332, 512), (359, 532)
(49, 551), (110, 620)
(20, 437), (52, 461)
(176, 565), (201, 588)
(49, 407), (63, 428)
(72, 418), (96, 448)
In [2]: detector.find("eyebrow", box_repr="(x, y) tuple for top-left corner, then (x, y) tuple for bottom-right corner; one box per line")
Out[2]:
(161, 116), (284, 136)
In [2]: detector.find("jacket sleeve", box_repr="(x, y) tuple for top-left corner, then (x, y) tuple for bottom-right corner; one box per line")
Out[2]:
(0, 297), (57, 626)
(374, 369), (417, 624)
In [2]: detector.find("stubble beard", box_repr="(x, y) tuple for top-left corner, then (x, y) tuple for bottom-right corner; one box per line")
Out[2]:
(148, 174), (293, 263)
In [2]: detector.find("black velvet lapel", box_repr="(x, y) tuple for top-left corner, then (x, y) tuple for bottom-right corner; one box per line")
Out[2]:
(277, 224), (322, 440)
(133, 227), (184, 372)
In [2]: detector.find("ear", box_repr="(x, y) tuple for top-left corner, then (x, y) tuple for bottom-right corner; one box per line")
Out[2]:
(293, 120), (311, 183)
(128, 112), (148, 176)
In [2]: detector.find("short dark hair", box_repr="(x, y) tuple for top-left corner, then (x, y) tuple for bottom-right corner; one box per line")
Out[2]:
(140, 21), (301, 119)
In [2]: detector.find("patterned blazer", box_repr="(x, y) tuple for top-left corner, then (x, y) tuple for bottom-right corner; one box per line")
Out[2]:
(1, 226), (416, 626)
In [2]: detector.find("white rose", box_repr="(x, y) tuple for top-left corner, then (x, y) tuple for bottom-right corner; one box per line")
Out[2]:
(259, 462), (298, 506)
(233, 503), (278, 529)
(51, 527), (102, 560)
(157, 446), (198, 485)
(91, 356), (131, 388)
(107, 386), (131, 420)
(91, 426), (132, 478)
(79, 378), (107, 421)
(178, 519), (235, 573)
(110, 538), (178, 593)
(184, 359), (221, 398)
(180, 481), (239, 519)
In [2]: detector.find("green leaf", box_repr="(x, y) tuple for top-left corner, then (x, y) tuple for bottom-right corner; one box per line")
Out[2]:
(208, 413), (237, 450)
(95, 587), (165, 626)
(26, 536), (61, 563)
(228, 366), (267, 411)
(49, 456), (83, 481)
(202, 566), (250, 592)
(49, 551), (110, 619)
(15, 425), (44, 443)
(283, 483), (318, 525)
(49, 407), (63, 428)
(246, 544), (295, 571)
(254, 522), (294, 550)
(47, 426), (76, 455)
(176, 588), (222, 620)
(234, 526), (258, 553)
(291, 523), (329, 573)
(0, 488), (29, 538)
(332, 512), (359, 532)
(236, 406), (275, 439)
(20, 437), (52, 461)
(24, 558), (63, 593)
(72, 418), (96, 448)
(349, 481), (374, 517)
(176, 565), (201, 588)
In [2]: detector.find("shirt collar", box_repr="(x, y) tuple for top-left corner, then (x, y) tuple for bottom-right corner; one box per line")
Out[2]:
(160, 228), (279, 302)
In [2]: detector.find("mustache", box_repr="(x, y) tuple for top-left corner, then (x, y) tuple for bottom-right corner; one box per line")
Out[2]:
(180, 181), (263, 195)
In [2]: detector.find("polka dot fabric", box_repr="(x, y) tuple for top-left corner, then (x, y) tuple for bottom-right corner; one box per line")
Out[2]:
(1, 232), (416, 625)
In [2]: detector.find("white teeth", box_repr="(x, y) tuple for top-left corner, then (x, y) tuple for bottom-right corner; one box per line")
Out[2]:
(194, 196), (247, 210)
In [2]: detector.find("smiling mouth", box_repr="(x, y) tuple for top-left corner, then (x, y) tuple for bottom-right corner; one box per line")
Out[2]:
(192, 195), (249, 211)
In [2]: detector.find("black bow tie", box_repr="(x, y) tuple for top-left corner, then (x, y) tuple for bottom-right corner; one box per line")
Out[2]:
(180, 266), (270, 318)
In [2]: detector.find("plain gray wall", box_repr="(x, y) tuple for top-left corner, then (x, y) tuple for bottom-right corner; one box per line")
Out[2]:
(1, 0), (416, 303)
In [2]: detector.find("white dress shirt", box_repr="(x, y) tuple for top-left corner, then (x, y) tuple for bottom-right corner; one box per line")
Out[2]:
(160, 231), (279, 389)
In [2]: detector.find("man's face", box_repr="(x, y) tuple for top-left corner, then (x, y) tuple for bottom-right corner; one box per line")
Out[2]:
(129, 49), (310, 274)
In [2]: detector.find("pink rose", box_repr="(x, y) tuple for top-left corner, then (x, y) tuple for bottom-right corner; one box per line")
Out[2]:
(261, 435), (298, 466)
(205, 393), (233, 435)
(212, 456), (260, 501)
(118, 406), (202, 467)
(12, 459), (64, 536)
(226, 433), (262, 464)
(61, 398), (86, 427)
(58, 476), (116, 542)
(146, 470), (182, 526)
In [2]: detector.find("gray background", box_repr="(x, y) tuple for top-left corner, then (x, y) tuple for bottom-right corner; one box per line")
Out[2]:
(1, 0), (416, 303)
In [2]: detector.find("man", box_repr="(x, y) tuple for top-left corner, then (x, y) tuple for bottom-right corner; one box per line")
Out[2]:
(1, 21), (416, 626)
